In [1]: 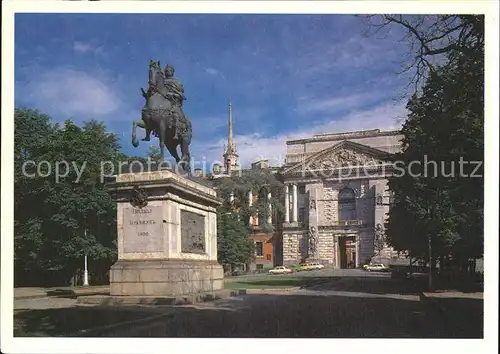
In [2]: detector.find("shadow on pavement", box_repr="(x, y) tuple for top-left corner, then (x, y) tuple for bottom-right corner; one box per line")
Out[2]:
(85, 293), (482, 338)
(426, 297), (484, 338)
(14, 306), (173, 337)
(14, 292), (483, 338)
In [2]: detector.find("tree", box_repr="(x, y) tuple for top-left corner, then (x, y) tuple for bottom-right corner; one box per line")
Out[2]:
(361, 15), (484, 92)
(14, 109), (123, 286)
(211, 168), (285, 270)
(147, 146), (162, 163)
(376, 15), (484, 284)
(212, 169), (285, 231)
(216, 205), (254, 273)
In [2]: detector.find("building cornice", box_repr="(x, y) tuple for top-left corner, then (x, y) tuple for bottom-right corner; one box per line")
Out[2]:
(282, 163), (396, 183)
(286, 129), (402, 145)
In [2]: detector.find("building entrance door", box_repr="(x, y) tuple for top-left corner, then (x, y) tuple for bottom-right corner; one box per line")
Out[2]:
(338, 236), (357, 269)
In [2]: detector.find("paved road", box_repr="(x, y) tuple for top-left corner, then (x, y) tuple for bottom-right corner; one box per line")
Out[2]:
(83, 274), (475, 338)
(15, 271), (482, 338)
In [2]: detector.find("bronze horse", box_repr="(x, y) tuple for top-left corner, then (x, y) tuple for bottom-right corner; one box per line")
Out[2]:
(132, 60), (192, 174)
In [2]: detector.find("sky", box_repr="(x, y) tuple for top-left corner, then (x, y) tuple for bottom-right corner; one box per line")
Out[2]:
(15, 13), (413, 169)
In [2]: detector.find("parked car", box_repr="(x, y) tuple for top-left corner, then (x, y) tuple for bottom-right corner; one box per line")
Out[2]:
(268, 266), (294, 275)
(297, 263), (314, 271)
(363, 263), (390, 272)
(309, 263), (325, 270)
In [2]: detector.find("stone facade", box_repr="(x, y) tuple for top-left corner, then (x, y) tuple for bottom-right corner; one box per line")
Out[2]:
(281, 129), (404, 268)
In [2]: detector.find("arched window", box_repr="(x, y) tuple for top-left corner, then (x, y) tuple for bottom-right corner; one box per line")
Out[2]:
(338, 188), (356, 221)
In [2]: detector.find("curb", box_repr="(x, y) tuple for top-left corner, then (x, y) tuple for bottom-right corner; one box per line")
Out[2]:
(245, 287), (300, 294)
(76, 289), (246, 306)
(15, 295), (51, 300)
(15, 288), (111, 300)
(419, 292), (447, 315)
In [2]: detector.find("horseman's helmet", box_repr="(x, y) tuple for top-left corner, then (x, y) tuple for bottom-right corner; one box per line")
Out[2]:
(165, 64), (175, 76)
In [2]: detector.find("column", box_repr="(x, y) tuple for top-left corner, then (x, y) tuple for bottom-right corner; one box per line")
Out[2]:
(229, 192), (234, 204)
(284, 185), (290, 223)
(334, 236), (340, 268)
(355, 236), (360, 268)
(248, 190), (253, 225)
(267, 191), (272, 224)
(292, 184), (298, 222)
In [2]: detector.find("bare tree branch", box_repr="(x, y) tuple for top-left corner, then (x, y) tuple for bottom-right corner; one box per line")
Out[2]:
(358, 15), (484, 96)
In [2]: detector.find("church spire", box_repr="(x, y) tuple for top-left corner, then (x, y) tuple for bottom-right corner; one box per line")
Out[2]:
(228, 98), (233, 148)
(223, 98), (239, 174)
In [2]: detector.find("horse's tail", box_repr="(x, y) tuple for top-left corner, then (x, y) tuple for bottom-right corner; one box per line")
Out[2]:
(132, 121), (140, 148)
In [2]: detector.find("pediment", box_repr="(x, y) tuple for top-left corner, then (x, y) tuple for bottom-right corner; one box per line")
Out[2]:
(284, 140), (391, 174)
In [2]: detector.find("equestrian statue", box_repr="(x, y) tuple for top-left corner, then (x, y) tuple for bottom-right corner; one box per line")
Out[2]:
(132, 60), (192, 174)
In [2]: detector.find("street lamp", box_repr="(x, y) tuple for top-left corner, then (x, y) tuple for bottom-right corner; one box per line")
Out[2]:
(83, 227), (89, 287)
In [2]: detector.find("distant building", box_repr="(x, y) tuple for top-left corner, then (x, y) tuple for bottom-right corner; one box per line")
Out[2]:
(280, 129), (405, 268)
(205, 102), (405, 270)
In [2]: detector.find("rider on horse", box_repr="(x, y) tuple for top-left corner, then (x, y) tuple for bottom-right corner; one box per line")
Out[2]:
(163, 64), (186, 140)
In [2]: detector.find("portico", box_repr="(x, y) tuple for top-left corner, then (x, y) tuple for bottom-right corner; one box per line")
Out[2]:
(280, 129), (404, 268)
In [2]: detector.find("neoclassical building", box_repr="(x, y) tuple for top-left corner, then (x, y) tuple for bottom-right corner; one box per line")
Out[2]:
(280, 129), (404, 268)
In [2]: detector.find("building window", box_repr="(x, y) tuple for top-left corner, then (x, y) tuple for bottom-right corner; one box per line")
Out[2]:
(255, 241), (264, 257)
(298, 185), (306, 194)
(256, 264), (264, 270)
(266, 254), (272, 261)
(298, 207), (306, 224)
(338, 188), (356, 221)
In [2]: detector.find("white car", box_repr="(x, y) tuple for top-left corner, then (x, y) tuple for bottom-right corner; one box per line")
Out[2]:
(309, 263), (325, 270)
(364, 263), (389, 272)
(268, 266), (294, 275)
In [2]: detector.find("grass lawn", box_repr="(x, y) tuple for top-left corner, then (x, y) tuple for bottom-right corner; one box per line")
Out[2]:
(224, 275), (312, 289)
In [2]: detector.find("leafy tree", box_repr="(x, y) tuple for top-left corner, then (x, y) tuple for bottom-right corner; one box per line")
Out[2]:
(212, 169), (285, 230)
(211, 168), (285, 270)
(147, 146), (162, 163)
(216, 205), (254, 273)
(378, 15), (484, 283)
(14, 110), (123, 286)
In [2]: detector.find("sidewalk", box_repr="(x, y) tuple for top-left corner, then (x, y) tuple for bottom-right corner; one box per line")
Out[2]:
(15, 286), (110, 299)
(422, 290), (483, 300)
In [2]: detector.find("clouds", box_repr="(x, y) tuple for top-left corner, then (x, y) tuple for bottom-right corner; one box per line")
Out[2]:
(73, 41), (93, 54)
(299, 91), (388, 115)
(19, 68), (122, 119)
(73, 41), (105, 56)
(205, 68), (219, 76)
(193, 100), (406, 168)
(14, 14), (413, 163)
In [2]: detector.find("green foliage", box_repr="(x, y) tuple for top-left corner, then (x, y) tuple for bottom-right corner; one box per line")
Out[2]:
(385, 15), (484, 267)
(216, 205), (254, 269)
(147, 146), (162, 163)
(212, 169), (285, 268)
(212, 169), (284, 230)
(14, 109), (123, 285)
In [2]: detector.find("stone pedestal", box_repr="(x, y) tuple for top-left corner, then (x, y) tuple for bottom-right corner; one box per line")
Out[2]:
(107, 169), (223, 296)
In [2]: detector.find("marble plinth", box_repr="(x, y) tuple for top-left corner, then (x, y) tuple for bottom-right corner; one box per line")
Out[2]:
(107, 169), (224, 296)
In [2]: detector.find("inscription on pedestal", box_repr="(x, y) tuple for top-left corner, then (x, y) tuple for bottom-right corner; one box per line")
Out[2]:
(180, 210), (206, 254)
(123, 206), (163, 253)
